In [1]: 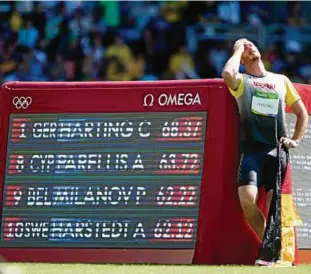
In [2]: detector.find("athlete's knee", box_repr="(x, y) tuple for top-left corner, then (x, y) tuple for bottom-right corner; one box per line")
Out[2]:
(240, 199), (257, 219)
(238, 186), (258, 218)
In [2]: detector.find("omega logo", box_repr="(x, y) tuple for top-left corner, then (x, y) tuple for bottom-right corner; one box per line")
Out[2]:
(143, 93), (201, 107)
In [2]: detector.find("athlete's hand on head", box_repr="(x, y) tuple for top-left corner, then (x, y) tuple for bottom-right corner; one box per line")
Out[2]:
(233, 39), (247, 53)
(280, 137), (299, 149)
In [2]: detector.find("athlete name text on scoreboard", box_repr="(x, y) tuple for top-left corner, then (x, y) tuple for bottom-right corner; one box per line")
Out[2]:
(5, 185), (198, 207)
(9, 153), (202, 174)
(3, 217), (196, 243)
(11, 115), (203, 141)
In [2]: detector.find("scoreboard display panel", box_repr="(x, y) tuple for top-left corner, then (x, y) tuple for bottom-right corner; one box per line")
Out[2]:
(288, 113), (311, 248)
(1, 110), (207, 247)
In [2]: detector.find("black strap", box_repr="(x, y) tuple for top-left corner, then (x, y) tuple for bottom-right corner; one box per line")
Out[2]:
(257, 143), (289, 262)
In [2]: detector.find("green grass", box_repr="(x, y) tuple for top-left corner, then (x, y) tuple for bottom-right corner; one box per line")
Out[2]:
(1, 264), (311, 274)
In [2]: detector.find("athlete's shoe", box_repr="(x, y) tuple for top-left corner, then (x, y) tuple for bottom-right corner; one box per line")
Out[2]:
(271, 260), (293, 267)
(254, 259), (274, 267)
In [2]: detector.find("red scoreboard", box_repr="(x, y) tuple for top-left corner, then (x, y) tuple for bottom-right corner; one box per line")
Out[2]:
(0, 81), (212, 264)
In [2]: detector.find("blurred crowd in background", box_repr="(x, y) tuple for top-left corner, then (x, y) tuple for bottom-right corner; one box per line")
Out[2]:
(1, 1), (311, 84)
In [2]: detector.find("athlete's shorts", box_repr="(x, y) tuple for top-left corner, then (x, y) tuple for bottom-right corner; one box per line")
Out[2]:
(238, 142), (289, 192)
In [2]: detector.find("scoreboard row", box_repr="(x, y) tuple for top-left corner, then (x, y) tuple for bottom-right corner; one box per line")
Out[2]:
(4, 184), (198, 208)
(10, 113), (204, 142)
(3, 217), (197, 247)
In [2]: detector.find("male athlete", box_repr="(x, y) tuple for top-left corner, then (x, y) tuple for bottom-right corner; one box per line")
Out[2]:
(222, 39), (309, 265)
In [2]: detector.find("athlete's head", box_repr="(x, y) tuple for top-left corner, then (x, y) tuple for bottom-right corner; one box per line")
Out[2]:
(234, 39), (261, 65)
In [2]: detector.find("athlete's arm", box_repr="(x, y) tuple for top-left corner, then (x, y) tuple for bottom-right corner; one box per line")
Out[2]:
(222, 40), (245, 92)
(281, 77), (309, 148)
(290, 99), (308, 144)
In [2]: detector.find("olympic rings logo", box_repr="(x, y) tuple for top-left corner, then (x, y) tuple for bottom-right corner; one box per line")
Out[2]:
(12, 97), (32, 110)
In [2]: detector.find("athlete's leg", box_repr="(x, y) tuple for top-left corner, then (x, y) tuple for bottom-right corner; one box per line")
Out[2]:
(238, 185), (266, 239)
(238, 150), (267, 239)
